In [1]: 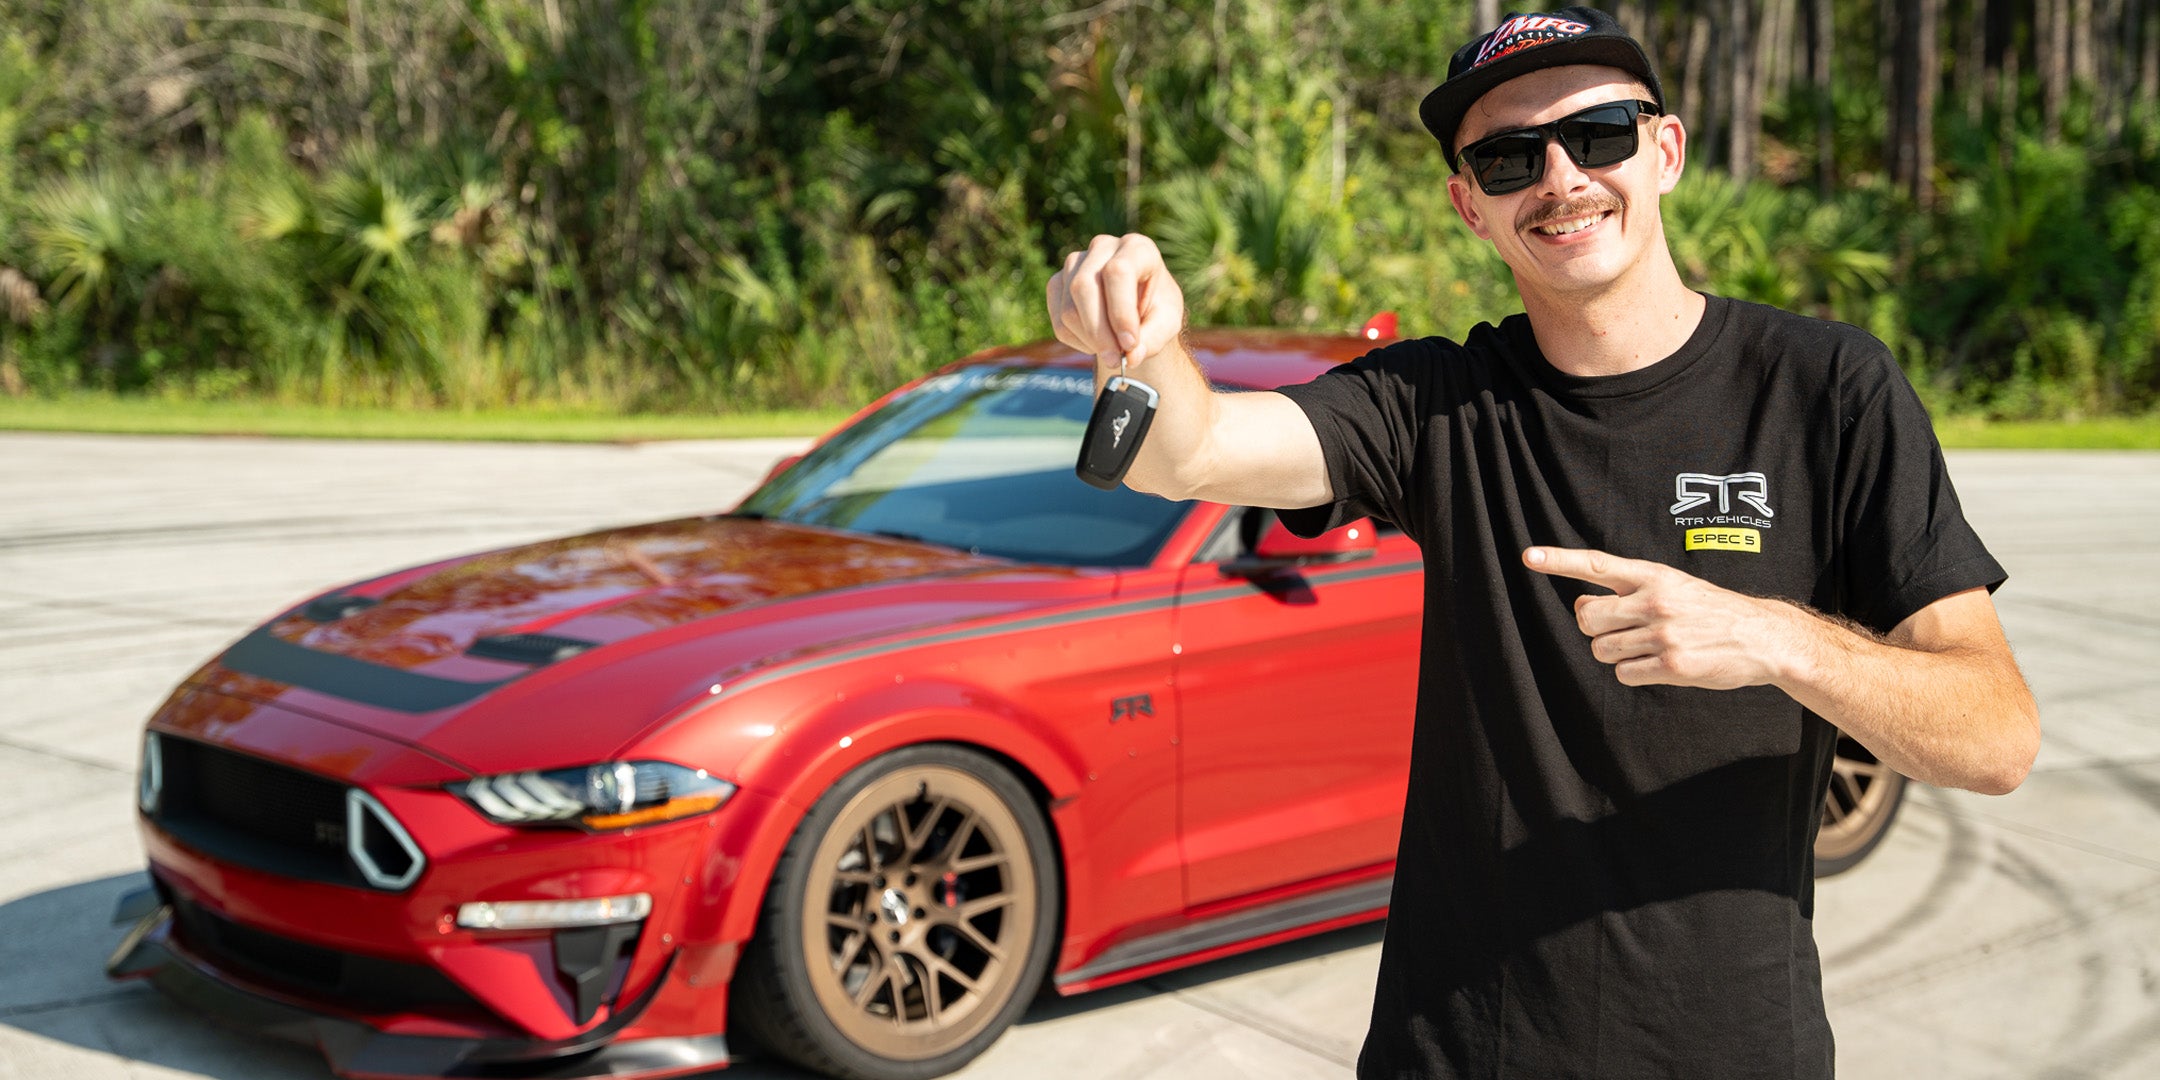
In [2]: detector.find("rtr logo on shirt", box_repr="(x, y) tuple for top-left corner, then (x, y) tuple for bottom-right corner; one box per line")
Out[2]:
(1670, 471), (1773, 552)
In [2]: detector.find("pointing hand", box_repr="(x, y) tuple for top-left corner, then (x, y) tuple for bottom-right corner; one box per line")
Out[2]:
(1523, 546), (1804, 691)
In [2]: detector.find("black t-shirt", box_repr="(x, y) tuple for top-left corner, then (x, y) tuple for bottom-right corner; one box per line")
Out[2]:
(1274, 294), (2004, 1080)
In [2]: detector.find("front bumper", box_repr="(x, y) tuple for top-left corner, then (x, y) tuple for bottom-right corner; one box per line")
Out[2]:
(108, 887), (731, 1080)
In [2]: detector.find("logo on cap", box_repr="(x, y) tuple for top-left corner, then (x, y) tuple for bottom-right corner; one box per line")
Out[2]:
(1473, 14), (1594, 67)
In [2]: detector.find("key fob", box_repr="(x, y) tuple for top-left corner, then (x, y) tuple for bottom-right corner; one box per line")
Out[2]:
(1075, 376), (1159, 490)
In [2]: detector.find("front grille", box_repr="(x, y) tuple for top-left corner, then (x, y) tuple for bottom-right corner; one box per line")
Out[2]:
(170, 893), (482, 1016)
(151, 736), (422, 890)
(178, 737), (346, 848)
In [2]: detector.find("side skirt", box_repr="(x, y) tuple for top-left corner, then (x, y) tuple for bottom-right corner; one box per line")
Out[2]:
(1054, 874), (1391, 991)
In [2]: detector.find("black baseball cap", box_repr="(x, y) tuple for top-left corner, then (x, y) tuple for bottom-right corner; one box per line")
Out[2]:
(1420, 7), (1666, 171)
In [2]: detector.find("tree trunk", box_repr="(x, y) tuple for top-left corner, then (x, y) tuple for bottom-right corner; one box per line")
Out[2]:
(2095, 0), (2124, 140)
(1727, 0), (1761, 181)
(1983, 0), (2016, 140)
(2042, 0), (2071, 140)
(1918, 0), (1940, 205)
(1681, 4), (1713, 161)
(2128, 0), (2147, 106)
(1807, 0), (1835, 191)
(1114, 31), (1141, 230)
(1614, 0), (1643, 44)
(1704, 9), (1730, 172)
(1780, 0), (1802, 99)
(2147, 0), (2160, 105)
(347, 0), (373, 143)
(1999, 20), (2021, 167)
(1961, 0), (1987, 123)
(1637, 0), (1661, 75)
(1759, 0), (1785, 103)
(2073, 0), (2097, 85)
(1890, 0), (1940, 205)
(745, 0), (770, 142)
(1885, 0), (1904, 187)
(1476, 0), (1500, 35)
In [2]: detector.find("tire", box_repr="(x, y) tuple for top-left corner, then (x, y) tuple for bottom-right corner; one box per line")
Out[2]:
(733, 745), (1060, 1080)
(1813, 732), (1908, 877)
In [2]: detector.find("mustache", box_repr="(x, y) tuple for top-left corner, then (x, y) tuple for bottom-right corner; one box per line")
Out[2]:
(1519, 194), (1626, 232)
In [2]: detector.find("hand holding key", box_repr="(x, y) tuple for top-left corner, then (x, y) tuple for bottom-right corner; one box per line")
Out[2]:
(1046, 234), (1186, 372)
(1048, 235), (1186, 489)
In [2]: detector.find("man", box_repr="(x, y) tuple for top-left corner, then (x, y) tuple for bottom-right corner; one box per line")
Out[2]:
(1045, 7), (2038, 1079)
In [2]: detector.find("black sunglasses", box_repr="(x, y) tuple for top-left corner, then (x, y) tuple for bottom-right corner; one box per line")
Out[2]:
(1455, 99), (1663, 196)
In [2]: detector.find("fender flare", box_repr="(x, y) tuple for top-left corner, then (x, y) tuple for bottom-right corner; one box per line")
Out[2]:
(669, 677), (1089, 954)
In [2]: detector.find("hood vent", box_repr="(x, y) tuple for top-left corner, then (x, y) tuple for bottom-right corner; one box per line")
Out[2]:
(467, 632), (597, 666)
(303, 594), (378, 622)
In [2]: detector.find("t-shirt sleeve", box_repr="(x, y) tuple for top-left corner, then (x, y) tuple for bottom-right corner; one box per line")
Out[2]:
(1270, 340), (1434, 539)
(1832, 347), (2006, 634)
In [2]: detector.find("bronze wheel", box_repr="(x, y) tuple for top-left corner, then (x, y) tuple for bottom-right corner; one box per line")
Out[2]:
(1814, 733), (1908, 876)
(734, 746), (1058, 1080)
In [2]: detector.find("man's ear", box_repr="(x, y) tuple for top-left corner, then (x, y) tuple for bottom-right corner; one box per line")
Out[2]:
(1656, 114), (1687, 194)
(1447, 173), (1494, 240)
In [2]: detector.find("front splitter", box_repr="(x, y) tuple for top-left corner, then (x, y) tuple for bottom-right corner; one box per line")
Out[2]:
(106, 894), (730, 1080)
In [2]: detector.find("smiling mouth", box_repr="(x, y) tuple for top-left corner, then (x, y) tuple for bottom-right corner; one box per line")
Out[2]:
(1531, 210), (1610, 237)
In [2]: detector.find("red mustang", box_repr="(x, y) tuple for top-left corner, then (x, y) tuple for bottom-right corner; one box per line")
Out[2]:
(110, 327), (1903, 1080)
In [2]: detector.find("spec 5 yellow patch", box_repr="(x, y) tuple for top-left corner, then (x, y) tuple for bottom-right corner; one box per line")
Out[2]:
(1685, 527), (1761, 552)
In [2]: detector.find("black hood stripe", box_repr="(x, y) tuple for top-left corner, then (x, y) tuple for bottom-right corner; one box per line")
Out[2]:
(219, 629), (516, 713)
(211, 562), (1001, 714)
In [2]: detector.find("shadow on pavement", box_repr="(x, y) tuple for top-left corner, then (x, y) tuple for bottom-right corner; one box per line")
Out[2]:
(0, 870), (326, 1078)
(1, 871), (1384, 1080)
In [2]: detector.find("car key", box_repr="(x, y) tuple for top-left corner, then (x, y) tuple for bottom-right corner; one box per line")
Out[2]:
(1074, 357), (1159, 490)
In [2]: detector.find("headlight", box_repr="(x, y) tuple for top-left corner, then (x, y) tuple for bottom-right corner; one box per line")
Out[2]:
(455, 761), (733, 831)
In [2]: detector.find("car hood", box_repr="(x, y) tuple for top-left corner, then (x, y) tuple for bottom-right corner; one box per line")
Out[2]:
(182, 516), (1088, 772)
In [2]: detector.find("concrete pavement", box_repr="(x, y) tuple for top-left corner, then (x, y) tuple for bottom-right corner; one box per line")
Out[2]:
(0, 433), (2154, 1079)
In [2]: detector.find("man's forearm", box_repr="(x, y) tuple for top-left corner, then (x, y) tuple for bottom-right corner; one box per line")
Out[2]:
(1770, 598), (2039, 795)
(1096, 338), (1336, 509)
(1098, 335), (1217, 500)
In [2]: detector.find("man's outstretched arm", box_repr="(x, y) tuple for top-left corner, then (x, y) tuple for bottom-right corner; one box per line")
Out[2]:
(1046, 233), (1332, 508)
(1526, 546), (2040, 795)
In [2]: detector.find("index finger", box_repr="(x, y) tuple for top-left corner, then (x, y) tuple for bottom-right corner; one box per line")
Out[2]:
(1131, 270), (1183, 365)
(1522, 546), (1658, 594)
(1045, 251), (1082, 342)
(1045, 251), (1076, 319)
(1100, 247), (1146, 361)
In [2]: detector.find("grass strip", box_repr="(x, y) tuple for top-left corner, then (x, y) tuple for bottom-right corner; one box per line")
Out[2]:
(3, 395), (2157, 448)
(1931, 415), (2160, 450)
(0, 395), (850, 442)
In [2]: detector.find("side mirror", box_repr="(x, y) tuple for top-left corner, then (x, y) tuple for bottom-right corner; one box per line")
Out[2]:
(1222, 517), (1378, 578)
(1359, 311), (1398, 342)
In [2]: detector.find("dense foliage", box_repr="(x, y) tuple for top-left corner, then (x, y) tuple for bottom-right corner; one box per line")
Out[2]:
(0, 0), (2155, 417)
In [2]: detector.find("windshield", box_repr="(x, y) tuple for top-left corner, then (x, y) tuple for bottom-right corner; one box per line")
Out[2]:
(737, 366), (1191, 567)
